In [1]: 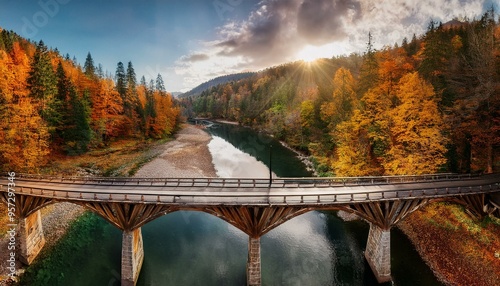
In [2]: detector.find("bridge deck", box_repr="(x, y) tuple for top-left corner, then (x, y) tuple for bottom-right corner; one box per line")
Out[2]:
(1, 174), (499, 206)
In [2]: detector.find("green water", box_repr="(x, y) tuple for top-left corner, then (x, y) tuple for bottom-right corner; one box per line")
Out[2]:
(20, 123), (442, 285)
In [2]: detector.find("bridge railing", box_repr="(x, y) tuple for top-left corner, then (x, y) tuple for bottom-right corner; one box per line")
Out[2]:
(1, 176), (498, 206)
(3, 173), (479, 189)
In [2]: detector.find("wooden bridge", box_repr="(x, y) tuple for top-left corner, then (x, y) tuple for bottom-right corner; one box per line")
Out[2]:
(1, 173), (499, 285)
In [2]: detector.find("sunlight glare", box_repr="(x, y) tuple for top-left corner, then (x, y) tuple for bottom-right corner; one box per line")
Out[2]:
(296, 44), (334, 62)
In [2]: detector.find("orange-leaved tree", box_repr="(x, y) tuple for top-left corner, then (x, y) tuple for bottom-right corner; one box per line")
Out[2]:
(0, 44), (50, 171)
(383, 72), (447, 175)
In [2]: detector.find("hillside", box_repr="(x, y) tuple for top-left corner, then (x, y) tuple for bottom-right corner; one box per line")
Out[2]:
(0, 29), (180, 173)
(179, 72), (256, 98)
(181, 13), (500, 176)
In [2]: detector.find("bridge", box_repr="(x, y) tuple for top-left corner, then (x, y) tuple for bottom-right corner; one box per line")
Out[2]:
(1, 173), (499, 285)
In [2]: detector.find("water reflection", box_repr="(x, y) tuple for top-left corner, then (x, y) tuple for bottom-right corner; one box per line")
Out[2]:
(262, 212), (334, 286)
(207, 136), (275, 178)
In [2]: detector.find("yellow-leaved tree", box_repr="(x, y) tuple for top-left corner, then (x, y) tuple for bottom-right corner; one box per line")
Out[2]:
(321, 67), (357, 129)
(334, 110), (384, 176)
(383, 72), (447, 175)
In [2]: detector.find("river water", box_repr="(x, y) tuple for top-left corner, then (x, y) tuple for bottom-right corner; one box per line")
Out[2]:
(24, 123), (442, 285)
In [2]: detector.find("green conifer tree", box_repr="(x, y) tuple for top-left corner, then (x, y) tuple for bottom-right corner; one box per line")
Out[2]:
(28, 40), (60, 131)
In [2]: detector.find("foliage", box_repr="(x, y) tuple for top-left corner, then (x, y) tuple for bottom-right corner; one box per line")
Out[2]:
(400, 202), (500, 286)
(183, 13), (500, 175)
(0, 31), (181, 172)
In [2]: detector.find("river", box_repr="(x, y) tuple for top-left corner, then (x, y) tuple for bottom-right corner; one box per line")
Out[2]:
(20, 123), (442, 285)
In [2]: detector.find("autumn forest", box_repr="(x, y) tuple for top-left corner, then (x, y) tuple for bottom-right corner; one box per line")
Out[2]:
(0, 30), (180, 172)
(183, 11), (500, 176)
(0, 11), (499, 176)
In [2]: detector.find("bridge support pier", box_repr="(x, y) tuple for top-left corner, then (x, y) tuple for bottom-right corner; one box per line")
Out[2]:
(18, 210), (45, 265)
(247, 237), (261, 286)
(365, 223), (392, 283)
(121, 228), (144, 286)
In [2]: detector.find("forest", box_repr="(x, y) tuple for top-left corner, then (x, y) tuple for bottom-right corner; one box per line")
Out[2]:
(182, 11), (500, 176)
(0, 30), (180, 172)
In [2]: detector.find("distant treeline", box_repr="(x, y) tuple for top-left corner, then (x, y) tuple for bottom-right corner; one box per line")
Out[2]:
(0, 29), (180, 172)
(180, 72), (256, 98)
(182, 11), (500, 176)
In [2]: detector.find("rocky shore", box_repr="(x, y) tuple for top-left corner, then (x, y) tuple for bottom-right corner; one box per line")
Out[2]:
(0, 203), (85, 284)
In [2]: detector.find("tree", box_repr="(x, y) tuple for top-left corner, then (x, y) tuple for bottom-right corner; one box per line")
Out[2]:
(0, 45), (50, 171)
(334, 110), (382, 176)
(357, 32), (379, 96)
(65, 89), (92, 154)
(321, 67), (357, 128)
(115, 61), (127, 99)
(126, 61), (137, 89)
(156, 73), (166, 95)
(448, 10), (500, 173)
(123, 61), (142, 135)
(27, 40), (60, 131)
(383, 72), (447, 175)
(56, 62), (92, 153)
(91, 78), (124, 144)
(84, 52), (96, 78)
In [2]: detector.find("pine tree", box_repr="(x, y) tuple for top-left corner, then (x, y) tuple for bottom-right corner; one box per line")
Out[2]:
(96, 64), (104, 79)
(56, 62), (92, 153)
(156, 73), (166, 94)
(357, 32), (379, 96)
(115, 61), (127, 99)
(84, 52), (96, 78)
(123, 61), (143, 135)
(27, 40), (60, 130)
(126, 62), (137, 90)
(65, 88), (92, 154)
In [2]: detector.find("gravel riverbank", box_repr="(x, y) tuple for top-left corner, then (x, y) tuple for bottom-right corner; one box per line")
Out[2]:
(134, 124), (216, 178)
(0, 203), (85, 284)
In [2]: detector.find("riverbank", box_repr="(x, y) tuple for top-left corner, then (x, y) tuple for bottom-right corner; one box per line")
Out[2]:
(0, 124), (216, 284)
(0, 203), (85, 284)
(134, 124), (216, 178)
(398, 203), (500, 286)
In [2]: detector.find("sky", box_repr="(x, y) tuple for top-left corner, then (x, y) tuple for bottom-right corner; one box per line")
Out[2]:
(0, 0), (498, 92)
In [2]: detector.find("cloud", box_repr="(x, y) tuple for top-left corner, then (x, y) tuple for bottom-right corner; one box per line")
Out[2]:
(174, 0), (487, 91)
(215, 0), (302, 65)
(180, 53), (210, 62)
(297, 0), (361, 44)
(213, 0), (365, 66)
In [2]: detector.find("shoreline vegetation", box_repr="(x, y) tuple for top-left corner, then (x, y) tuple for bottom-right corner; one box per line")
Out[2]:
(1, 124), (499, 285)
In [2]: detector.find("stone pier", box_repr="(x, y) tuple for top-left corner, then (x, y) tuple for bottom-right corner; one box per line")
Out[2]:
(121, 228), (144, 286)
(365, 223), (392, 283)
(247, 237), (261, 286)
(17, 210), (45, 265)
